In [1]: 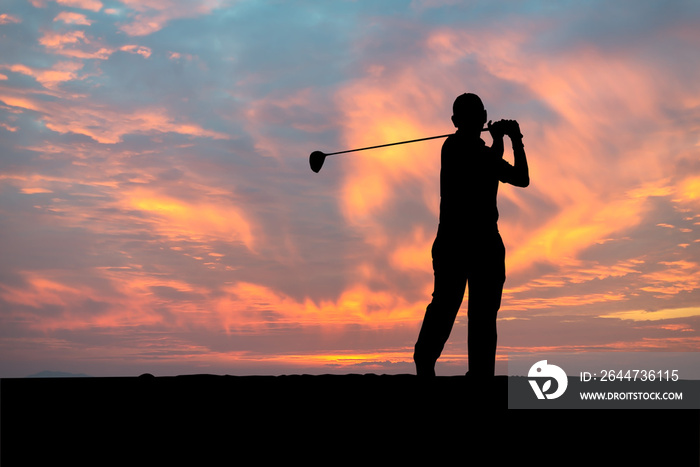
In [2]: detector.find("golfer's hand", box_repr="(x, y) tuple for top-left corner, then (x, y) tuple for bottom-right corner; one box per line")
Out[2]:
(504, 120), (523, 139)
(487, 120), (506, 139)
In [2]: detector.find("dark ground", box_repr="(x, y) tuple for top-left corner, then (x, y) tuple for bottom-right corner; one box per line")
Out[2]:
(2, 374), (698, 465)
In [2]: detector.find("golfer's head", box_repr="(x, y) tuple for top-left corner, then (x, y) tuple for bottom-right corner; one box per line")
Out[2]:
(452, 93), (486, 131)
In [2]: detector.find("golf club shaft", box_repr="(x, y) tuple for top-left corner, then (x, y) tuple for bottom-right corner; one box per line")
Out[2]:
(326, 128), (488, 156)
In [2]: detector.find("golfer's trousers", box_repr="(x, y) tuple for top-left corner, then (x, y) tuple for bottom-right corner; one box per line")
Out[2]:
(414, 231), (506, 376)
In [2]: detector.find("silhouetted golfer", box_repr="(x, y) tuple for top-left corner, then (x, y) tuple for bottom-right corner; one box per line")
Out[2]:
(414, 93), (529, 378)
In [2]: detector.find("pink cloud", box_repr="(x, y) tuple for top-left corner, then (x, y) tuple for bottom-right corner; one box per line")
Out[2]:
(0, 94), (43, 112)
(39, 30), (87, 48)
(1, 122), (18, 132)
(0, 271), (164, 332)
(37, 28), (155, 63)
(117, 0), (231, 36)
(39, 30), (113, 59)
(0, 92), (230, 143)
(0, 13), (21, 24)
(120, 44), (152, 58)
(1, 61), (84, 90)
(54, 12), (93, 25)
(56, 0), (103, 12)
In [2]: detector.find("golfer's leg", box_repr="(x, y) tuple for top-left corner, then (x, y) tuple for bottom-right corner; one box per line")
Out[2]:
(414, 260), (467, 376)
(467, 280), (503, 377)
(467, 236), (506, 377)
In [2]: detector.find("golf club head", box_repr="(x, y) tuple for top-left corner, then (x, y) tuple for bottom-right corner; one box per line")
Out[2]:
(309, 151), (326, 173)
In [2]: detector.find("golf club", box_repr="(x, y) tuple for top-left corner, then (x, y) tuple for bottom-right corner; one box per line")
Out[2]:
(310, 127), (488, 173)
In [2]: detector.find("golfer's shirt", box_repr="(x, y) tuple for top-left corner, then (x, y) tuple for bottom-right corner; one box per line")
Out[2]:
(438, 133), (521, 238)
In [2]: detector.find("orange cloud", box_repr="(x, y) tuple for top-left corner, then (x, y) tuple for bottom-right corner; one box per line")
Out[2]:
(504, 190), (651, 275)
(1, 268), (427, 343)
(600, 306), (700, 322)
(333, 73), (450, 254)
(240, 351), (416, 372)
(123, 188), (256, 251)
(640, 260), (700, 296)
(502, 292), (627, 314)
(504, 258), (644, 298)
(677, 175), (700, 204)
(215, 281), (426, 334)
(389, 225), (433, 272)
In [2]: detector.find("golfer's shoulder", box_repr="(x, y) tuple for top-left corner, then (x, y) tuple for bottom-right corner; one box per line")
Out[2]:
(441, 133), (466, 152)
(442, 132), (458, 146)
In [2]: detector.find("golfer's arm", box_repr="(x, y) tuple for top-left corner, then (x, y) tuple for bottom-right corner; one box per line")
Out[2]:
(491, 135), (504, 159)
(510, 136), (529, 187)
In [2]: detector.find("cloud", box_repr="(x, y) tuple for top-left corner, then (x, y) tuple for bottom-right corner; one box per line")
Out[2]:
(0, 13), (22, 24)
(54, 12), (93, 25)
(121, 187), (256, 251)
(0, 61), (84, 90)
(119, 44), (152, 58)
(600, 306), (700, 322)
(56, 0), (103, 12)
(639, 260), (700, 296)
(0, 92), (230, 143)
(39, 30), (113, 59)
(117, 0), (232, 36)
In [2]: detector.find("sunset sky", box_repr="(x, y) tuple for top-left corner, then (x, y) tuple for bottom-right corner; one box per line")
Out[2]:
(1, 0), (699, 377)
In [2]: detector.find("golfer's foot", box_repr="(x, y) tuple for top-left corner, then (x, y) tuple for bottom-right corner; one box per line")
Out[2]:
(415, 362), (436, 377)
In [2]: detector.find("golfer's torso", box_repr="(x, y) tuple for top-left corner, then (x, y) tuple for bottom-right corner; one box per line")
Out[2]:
(438, 135), (501, 234)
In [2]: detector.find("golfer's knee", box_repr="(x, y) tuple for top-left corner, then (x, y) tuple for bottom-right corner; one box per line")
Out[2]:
(414, 338), (440, 363)
(468, 296), (502, 316)
(430, 293), (464, 314)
